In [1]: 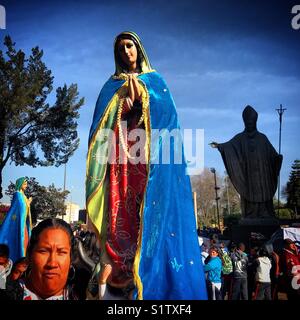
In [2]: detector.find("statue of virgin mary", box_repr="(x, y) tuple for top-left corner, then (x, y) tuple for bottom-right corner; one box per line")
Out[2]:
(86, 31), (207, 300)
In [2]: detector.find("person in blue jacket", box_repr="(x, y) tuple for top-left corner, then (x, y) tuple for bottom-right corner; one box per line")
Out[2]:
(204, 246), (223, 300)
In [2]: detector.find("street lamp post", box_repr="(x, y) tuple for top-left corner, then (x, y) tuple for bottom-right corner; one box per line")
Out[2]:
(63, 163), (67, 194)
(210, 168), (221, 230)
(69, 199), (72, 224)
(61, 163), (67, 221)
(276, 104), (286, 216)
(225, 172), (231, 215)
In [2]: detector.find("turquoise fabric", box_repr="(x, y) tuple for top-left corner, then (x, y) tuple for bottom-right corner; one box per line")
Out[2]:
(0, 191), (30, 262)
(204, 257), (222, 283)
(15, 177), (26, 191)
(88, 71), (207, 299)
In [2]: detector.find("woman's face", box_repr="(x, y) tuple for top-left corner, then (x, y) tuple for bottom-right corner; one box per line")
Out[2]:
(117, 38), (138, 69)
(28, 228), (71, 298)
(209, 249), (218, 258)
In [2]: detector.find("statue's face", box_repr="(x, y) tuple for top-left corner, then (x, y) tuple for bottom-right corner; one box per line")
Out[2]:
(244, 120), (256, 132)
(21, 180), (28, 191)
(244, 113), (257, 132)
(117, 38), (138, 69)
(243, 107), (257, 132)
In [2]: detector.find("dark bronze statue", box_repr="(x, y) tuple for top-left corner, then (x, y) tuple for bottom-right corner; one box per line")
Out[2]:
(210, 105), (282, 219)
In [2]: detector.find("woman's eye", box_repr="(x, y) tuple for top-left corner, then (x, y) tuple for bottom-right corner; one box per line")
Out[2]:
(126, 44), (133, 48)
(58, 250), (68, 255)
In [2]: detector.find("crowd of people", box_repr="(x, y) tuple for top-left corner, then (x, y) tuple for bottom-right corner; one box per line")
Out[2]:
(0, 217), (299, 300)
(200, 233), (300, 300)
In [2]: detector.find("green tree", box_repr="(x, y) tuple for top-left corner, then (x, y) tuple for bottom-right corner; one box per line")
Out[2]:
(273, 198), (288, 218)
(220, 173), (241, 216)
(0, 36), (84, 198)
(219, 173), (241, 229)
(223, 213), (241, 227)
(5, 177), (69, 223)
(283, 159), (300, 218)
(191, 167), (222, 227)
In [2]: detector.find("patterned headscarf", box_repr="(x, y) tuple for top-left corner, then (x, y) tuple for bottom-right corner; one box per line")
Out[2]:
(15, 177), (27, 191)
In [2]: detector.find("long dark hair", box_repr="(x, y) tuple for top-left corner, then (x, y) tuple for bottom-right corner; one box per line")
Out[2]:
(27, 218), (74, 259)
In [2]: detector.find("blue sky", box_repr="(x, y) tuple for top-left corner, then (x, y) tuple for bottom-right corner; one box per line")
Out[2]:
(1, 0), (300, 208)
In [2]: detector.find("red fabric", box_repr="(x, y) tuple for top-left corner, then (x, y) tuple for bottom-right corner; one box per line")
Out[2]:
(282, 248), (300, 276)
(24, 226), (28, 256)
(279, 247), (300, 293)
(106, 105), (147, 287)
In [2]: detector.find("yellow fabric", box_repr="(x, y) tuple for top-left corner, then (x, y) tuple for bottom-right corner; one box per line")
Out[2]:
(86, 87), (125, 235)
(86, 78), (150, 237)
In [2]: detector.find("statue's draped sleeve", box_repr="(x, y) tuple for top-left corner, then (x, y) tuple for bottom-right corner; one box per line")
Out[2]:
(218, 132), (282, 202)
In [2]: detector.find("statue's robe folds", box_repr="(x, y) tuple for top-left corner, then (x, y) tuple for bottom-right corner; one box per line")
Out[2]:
(86, 71), (207, 299)
(218, 130), (282, 218)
